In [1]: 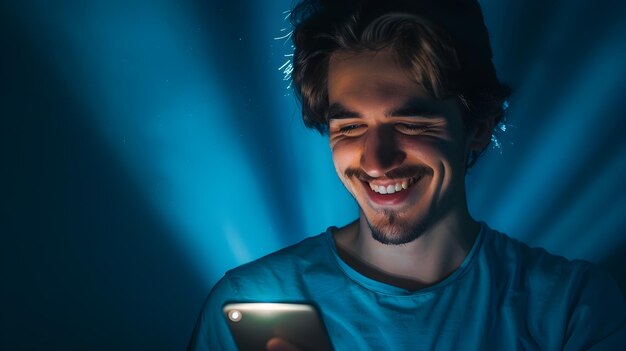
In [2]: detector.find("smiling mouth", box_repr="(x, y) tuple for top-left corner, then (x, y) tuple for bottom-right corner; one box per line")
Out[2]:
(347, 166), (431, 205)
(367, 177), (419, 194)
(359, 176), (422, 207)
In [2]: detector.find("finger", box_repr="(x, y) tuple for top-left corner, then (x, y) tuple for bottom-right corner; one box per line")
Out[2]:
(265, 337), (301, 351)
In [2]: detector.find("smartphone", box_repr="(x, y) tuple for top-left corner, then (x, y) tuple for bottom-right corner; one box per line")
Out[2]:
(223, 302), (334, 351)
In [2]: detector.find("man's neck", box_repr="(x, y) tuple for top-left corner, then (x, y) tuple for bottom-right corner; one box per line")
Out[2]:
(333, 209), (480, 291)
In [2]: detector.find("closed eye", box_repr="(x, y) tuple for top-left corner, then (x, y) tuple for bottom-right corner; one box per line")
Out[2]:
(395, 123), (429, 135)
(339, 124), (365, 135)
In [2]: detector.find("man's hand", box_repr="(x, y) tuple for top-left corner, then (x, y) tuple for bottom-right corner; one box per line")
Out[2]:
(265, 337), (302, 351)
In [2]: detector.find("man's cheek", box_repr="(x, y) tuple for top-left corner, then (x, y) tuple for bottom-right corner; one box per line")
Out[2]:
(335, 170), (355, 197)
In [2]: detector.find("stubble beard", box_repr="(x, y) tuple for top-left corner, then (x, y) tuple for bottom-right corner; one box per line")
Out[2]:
(363, 207), (432, 245)
(343, 165), (435, 245)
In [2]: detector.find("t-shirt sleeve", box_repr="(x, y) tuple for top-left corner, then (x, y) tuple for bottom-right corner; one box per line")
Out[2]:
(187, 274), (239, 351)
(562, 265), (626, 351)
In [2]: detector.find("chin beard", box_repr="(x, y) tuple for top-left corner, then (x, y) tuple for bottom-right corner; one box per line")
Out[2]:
(365, 209), (431, 245)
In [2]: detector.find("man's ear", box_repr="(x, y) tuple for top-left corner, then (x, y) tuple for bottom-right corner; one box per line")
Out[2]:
(467, 115), (496, 152)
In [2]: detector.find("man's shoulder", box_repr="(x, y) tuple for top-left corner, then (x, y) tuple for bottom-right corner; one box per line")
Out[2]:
(192, 231), (334, 350)
(220, 229), (337, 299)
(486, 227), (592, 279)
(228, 230), (329, 275)
(484, 226), (623, 302)
(485, 227), (626, 347)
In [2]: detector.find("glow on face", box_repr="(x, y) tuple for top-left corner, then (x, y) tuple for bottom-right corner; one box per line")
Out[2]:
(327, 49), (471, 244)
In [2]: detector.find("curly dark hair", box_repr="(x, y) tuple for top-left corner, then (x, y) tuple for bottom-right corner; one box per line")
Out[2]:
(290, 0), (511, 168)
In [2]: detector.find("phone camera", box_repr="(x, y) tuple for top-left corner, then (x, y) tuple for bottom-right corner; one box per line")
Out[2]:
(228, 310), (242, 322)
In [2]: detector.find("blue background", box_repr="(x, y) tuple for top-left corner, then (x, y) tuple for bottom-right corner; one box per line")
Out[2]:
(2, 0), (625, 349)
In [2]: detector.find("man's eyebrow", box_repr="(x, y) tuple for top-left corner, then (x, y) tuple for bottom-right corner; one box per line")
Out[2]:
(327, 103), (361, 120)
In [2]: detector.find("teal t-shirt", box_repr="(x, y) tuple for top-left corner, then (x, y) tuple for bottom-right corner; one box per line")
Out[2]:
(189, 223), (626, 350)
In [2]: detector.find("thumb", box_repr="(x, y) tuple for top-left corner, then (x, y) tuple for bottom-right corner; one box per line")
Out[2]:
(266, 337), (301, 351)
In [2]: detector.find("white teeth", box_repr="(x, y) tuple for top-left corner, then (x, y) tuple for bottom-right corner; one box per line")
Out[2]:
(369, 178), (417, 195)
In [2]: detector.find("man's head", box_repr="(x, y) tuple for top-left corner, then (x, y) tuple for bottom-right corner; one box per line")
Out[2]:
(290, 0), (510, 167)
(290, 0), (510, 244)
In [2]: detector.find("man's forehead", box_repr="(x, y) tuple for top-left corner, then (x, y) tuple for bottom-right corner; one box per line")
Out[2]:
(328, 49), (405, 78)
(333, 80), (417, 100)
(328, 49), (425, 101)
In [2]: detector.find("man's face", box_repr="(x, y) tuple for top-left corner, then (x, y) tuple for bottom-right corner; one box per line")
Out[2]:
(327, 49), (474, 245)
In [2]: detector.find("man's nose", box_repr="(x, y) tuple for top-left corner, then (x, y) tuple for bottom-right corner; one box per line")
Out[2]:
(360, 124), (406, 178)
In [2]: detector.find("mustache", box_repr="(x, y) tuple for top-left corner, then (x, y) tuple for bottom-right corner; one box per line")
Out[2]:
(345, 165), (431, 182)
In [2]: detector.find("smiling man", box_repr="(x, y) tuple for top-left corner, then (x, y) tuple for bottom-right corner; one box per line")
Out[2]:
(189, 0), (626, 350)
(326, 47), (485, 292)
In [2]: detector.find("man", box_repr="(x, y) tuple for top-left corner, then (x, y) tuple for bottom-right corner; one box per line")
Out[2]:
(189, 0), (626, 349)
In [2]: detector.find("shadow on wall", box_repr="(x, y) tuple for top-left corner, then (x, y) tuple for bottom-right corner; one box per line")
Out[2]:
(600, 247), (626, 297)
(2, 1), (625, 349)
(0, 11), (206, 350)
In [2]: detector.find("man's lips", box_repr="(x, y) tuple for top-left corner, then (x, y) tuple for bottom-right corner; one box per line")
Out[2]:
(367, 177), (418, 194)
(360, 175), (424, 206)
(346, 166), (432, 206)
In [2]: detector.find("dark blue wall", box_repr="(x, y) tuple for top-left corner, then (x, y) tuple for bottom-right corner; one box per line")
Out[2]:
(2, 0), (625, 349)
